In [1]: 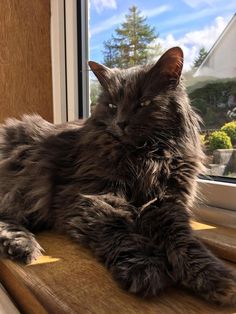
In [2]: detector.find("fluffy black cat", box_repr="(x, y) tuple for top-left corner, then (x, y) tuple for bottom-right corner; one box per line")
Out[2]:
(0, 47), (236, 305)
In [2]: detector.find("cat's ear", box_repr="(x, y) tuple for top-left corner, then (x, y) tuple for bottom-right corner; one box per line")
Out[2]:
(88, 61), (112, 89)
(148, 47), (183, 88)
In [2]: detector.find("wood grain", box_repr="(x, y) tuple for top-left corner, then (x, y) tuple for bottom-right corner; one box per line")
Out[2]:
(0, 231), (236, 314)
(0, 0), (53, 123)
(0, 263), (47, 314)
(192, 221), (236, 263)
(0, 283), (20, 314)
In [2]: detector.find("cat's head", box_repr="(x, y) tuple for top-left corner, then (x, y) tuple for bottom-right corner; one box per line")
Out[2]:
(88, 47), (200, 152)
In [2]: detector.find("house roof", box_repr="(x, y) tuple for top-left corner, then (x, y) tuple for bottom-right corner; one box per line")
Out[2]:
(195, 13), (236, 75)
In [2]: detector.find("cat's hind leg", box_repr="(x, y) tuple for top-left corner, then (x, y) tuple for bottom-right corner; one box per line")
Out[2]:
(0, 220), (43, 264)
(56, 194), (172, 296)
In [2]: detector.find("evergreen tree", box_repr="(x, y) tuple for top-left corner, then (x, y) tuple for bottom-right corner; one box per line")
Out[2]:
(103, 38), (119, 68)
(193, 47), (208, 68)
(103, 6), (157, 68)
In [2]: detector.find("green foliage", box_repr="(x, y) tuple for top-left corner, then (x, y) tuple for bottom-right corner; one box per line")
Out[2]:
(193, 47), (208, 68)
(200, 134), (206, 146)
(103, 37), (119, 68)
(221, 121), (236, 143)
(103, 6), (157, 68)
(188, 79), (236, 129)
(146, 43), (163, 62)
(208, 131), (232, 151)
(90, 80), (101, 106)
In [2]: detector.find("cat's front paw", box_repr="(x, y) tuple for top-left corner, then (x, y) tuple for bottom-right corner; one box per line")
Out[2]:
(181, 256), (236, 306)
(111, 254), (171, 297)
(1, 235), (43, 264)
(216, 277), (236, 306)
(199, 273), (236, 306)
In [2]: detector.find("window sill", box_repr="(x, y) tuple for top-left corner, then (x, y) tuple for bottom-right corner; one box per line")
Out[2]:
(192, 204), (236, 229)
(0, 231), (235, 313)
(192, 220), (236, 263)
(197, 178), (236, 211)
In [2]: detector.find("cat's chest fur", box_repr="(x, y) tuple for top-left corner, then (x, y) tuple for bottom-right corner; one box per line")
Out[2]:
(117, 153), (170, 206)
(51, 128), (175, 207)
(75, 135), (171, 206)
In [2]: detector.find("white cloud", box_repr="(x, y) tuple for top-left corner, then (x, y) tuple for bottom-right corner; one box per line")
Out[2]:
(142, 5), (172, 19)
(182, 0), (222, 8)
(158, 1), (235, 29)
(90, 5), (172, 36)
(90, 13), (124, 36)
(92, 0), (117, 14)
(152, 16), (229, 71)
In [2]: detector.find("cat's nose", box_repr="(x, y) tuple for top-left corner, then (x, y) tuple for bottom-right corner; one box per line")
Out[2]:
(117, 121), (127, 130)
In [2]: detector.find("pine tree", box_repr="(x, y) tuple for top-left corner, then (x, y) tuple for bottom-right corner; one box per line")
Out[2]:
(193, 47), (208, 68)
(103, 6), (157, 68)
(103, 38), (119, 68)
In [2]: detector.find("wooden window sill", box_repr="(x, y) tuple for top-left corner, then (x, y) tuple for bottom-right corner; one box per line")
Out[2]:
(0, 223), (235, 314)
(192, 220), (236, 263)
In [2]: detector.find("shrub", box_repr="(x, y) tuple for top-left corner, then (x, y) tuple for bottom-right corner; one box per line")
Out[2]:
(200, 134), (206, 146)
(221, 121), (236, 144)
(208, 131), (232, 151)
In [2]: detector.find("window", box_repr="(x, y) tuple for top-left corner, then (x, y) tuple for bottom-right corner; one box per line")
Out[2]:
(51, 0), (236, 223)
(88, 0), (236, 222)
(89, 1), (236, 182)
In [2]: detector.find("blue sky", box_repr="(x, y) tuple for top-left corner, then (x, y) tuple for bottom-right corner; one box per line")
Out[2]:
(89, 0), (236, 70)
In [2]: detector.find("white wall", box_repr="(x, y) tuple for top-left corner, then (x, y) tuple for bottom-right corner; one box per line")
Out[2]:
(196, 18), (236, 78)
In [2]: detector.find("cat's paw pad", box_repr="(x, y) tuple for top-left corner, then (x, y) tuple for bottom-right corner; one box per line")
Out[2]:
(1, 236), (43, 264)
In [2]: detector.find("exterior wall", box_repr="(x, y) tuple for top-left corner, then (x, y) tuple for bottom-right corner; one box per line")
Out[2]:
(196, 18), (236, 78)
(0, 0), (53, 123)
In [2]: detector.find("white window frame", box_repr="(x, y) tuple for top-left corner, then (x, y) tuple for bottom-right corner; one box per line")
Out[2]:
(50, 0), (67, 123)
(194, 179), (236, 228)
(64, 0), (79, 121)
(198, 179), (236, 211)
(50, 0), (236, 227)
(50, 0), (90, 124)
(79, 0), (90, 118)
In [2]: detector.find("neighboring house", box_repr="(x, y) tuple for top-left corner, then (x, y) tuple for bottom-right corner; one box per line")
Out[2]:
(195, 14), (236, 78)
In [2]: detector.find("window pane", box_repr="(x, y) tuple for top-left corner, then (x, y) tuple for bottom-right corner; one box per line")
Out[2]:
(89, 1), (236, 179)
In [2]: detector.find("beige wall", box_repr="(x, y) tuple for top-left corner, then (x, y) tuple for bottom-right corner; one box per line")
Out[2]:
(0, 0), (53, 123)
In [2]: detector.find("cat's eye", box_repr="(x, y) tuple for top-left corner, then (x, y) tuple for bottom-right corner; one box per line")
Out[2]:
(140, 100), (151, 107)
(108, 103), (117, 109)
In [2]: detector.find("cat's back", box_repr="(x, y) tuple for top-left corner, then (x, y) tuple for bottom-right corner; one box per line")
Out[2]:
(0, 115), (84, 224)
(0, 114), (57, 159)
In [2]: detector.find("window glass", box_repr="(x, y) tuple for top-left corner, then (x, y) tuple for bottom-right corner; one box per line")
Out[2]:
(89, 0), (236, 179)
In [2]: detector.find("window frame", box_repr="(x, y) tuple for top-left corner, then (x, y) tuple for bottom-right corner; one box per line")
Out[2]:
(50, 0), (67, 123)
(194, 179), (236, 228)
(50, 0), (90, 123)
(197, 178), (236, 211)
